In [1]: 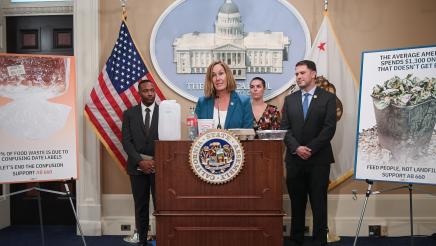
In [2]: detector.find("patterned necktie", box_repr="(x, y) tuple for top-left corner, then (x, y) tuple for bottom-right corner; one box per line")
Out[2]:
(302, 93), (310, 120)
(144, 108), (151, 135)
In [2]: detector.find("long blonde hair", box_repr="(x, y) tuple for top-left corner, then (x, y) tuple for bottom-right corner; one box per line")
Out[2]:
(204, 61), (237, 97)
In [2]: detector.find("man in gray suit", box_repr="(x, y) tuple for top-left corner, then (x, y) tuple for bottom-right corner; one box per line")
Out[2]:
(122, 79), (159, 246)
(281, 60), (337, 246)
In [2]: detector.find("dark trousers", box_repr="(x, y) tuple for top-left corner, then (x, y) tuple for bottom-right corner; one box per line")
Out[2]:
(129, 173), (156, 243)
(286, 162), (330, 245)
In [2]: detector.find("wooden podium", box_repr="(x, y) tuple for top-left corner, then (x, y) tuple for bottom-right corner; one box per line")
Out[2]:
(155, 140), (284, 246)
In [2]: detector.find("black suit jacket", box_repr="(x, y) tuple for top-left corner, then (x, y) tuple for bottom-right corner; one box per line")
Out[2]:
(281, 87), (336, 165)
(121, 104), (159, 175)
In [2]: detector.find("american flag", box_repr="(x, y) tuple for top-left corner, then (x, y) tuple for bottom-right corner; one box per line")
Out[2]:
(85, 19), (165, 169)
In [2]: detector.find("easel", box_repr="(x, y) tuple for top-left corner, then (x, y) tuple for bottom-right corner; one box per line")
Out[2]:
(2, 179), (87, 246)
(352, 179), (436, 246)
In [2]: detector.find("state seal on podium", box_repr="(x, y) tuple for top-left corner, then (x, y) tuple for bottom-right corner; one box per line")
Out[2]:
(189, 129), (244, 184)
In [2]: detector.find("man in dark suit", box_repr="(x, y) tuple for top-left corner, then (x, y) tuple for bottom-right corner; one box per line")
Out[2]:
(122, 79), (159, 246)
(281, 60), (337, 246)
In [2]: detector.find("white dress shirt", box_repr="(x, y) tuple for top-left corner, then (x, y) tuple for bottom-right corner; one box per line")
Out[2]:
(213, 107), (227, 129)
(141, 101), (155, 126)
(301, 86), (317, 106)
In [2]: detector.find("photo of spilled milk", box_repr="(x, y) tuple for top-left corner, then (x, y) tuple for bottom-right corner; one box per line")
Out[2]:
(0, 55), (71, 140)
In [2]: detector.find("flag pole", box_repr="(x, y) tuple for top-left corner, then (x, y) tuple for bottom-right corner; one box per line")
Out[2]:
(119, 0), (140, 244)
(323, 1), (340, 242)
(120, 0), (128, 20)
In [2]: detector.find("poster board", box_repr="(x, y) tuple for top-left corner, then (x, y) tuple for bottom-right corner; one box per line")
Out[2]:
(0, 54), (77, 184)
(354, 45), (436, 185)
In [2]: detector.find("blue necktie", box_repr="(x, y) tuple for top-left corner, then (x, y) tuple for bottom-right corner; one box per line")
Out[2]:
(302, 93), (310, 120)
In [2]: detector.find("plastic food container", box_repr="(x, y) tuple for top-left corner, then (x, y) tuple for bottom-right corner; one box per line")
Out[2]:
(256, 130), (287, 140)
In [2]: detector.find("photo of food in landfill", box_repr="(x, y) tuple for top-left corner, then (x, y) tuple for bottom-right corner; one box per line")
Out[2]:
(360, 75), (436, 163)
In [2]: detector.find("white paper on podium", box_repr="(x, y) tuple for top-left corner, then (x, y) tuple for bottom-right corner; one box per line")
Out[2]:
(198, 119), (214, 135)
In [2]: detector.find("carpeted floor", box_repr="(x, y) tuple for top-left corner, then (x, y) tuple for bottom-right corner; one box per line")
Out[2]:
(0, 225), (435, 246)
(0, 225), (155, 246)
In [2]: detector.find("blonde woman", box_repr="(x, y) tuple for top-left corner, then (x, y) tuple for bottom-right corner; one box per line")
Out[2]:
(195, 61), (253, 129)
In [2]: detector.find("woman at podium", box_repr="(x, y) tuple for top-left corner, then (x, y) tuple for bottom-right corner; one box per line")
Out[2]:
(195, 61), (253, 129)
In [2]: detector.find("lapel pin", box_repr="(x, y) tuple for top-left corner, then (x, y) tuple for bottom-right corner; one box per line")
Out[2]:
(313, 95), (318, 99)
(230, 102), (234, 106)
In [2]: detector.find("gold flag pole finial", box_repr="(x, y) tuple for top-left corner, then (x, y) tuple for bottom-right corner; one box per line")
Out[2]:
(120, 0), (128, 20)
(324, 0), (328, 12)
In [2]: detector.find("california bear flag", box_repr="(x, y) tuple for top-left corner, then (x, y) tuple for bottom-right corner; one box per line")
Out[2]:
(309, 13), (359, 189)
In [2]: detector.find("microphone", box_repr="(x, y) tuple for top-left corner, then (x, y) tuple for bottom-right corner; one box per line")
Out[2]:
(216, 95), (222, 129)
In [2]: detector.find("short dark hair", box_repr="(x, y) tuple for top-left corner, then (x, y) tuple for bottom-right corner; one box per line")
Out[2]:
(137, 79), (153, 90)
(295, 60), (317, 72)
(250, 77), (266, 88)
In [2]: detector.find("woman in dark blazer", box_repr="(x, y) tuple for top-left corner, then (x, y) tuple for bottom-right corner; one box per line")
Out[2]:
(195, 61), (253, 129)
